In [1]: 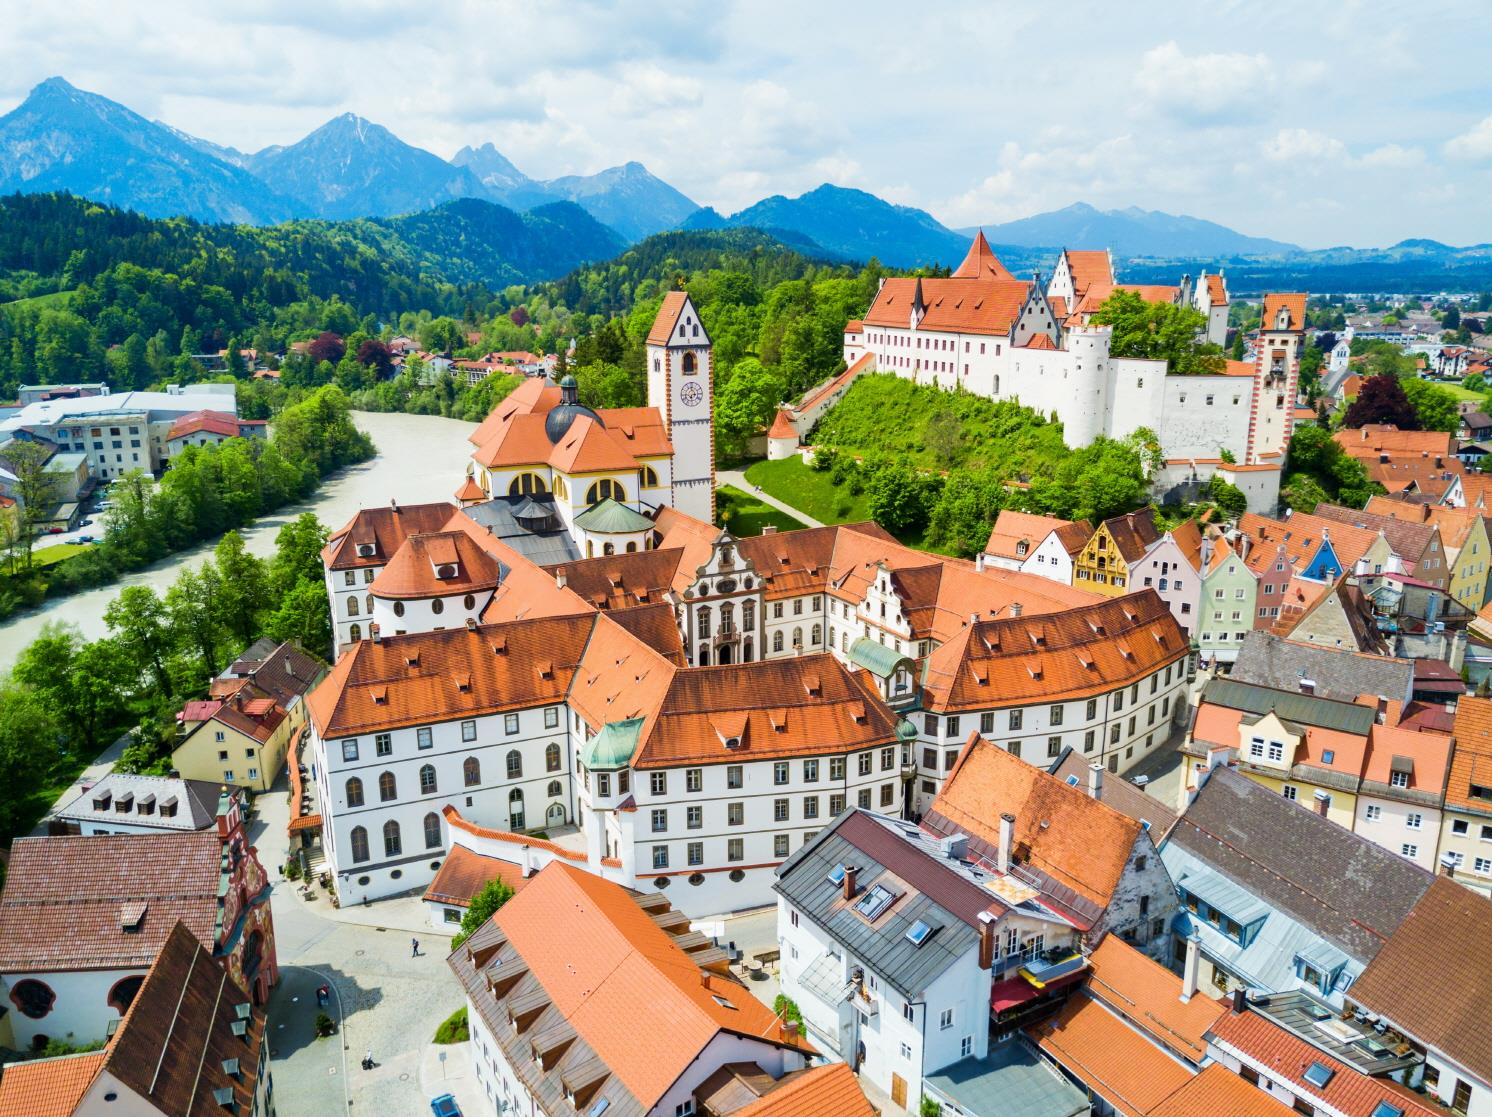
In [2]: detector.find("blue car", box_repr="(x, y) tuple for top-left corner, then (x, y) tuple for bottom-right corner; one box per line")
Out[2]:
(429, 1095), (461, 1117)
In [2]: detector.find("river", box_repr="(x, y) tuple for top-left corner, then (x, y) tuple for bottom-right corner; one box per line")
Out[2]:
(0, 411), (477, 670)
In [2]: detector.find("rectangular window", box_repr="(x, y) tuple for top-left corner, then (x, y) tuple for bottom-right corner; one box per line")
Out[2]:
(880, 783), (895, 807)
(728, 838), (744, 862)
(461, 720), (476, 742)
(774, 834), (790, 858)
(1047, 736), (1062, 757)
(1084, 729), (1095, 752)
(544, 706), (560, 729)
(687, 842), (703, 866)
(727, 765), (743, 789)
(858, 788), (872, 809)
(686, 805), (702, 830)
(417, 727), (433, 750)
(858, 752), (872, 776)
(774, 762), (790, 785)
(925, 714), (939, 736)
(939, 1008), (954, 1030)
(960, 1036), (973, 1057)
(1283, 785), (1298, 801)
(652, 845), (669, 869)
(686, 767), (703, 792)
(1086, 698), (1098, 719)
(650, 772), (667, 796)
(1365, 805), (1382, 821)
(774, 798), (790, 822)
(980, 712), (994, 733)
(1406, 812), (1423, 830)
(830, 757), (845, 780)
(880, 747), (895, 771)
(342, 739), (359, 761)
(651, 809), (667, 833)
(803, 759), (819, 782)
(1401, 844), (1418, 859)
(1049, 704), (1064, 726)
(375, 733), (392, 756)
(1008, 740), (1022, 759)
(803, 796), (819, 819)
(728, 802), (744, 826)
(946, 715), (960, 737)
(1009, 709), (1023, 730)
(830, 793), (846, 815)
(504, 713), (520, 735)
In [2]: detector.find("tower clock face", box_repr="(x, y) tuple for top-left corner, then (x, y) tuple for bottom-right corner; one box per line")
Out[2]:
(680, 381), (704, 407)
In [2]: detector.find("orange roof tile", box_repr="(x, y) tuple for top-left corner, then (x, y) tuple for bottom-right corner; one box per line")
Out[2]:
(1150, 1064), (1295, 1117)
(1237, 511), (1379, 575)
(647, 290), (691, 345)
(926, 735), (1149, 908)
(0, 1051), (106, 1117)
(844, 319), (864, 334)
(1205, 274), (1228, 304)
(921, 591), (1186, 714)
(983, 511), (1085, 562)
(1448, 695), (1492, 814)
(1031, 994), (1194, 1117)
(1065, 249), (1114, 294)
(731, 1063), (875, 1117)
(467, 376), (559, 447)
(1361, 722), (1453, 795)
(422, 843), (528, 908)
(1210, 1008), (1445, 1117)
(1020, 332), (1058, 350)
(454, 476), (485, 502)
(799, 351), (876, 412)
(769, 409), (797, 439)
(321, 501), (456, 570)
(1261, 293), (1308, 332)
(864, 276), (1032, 337)
(548, 548), (683, 610)
(1084, 935), (1225, 1062)
(952, 231), (1016, 281)
(1223, 359), (1256, 377)
(481, 863), (811, 1108)
(371, 529), (503, 600)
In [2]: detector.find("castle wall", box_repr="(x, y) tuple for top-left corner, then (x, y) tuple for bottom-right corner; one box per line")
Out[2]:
(1157, 374), (1253, 460)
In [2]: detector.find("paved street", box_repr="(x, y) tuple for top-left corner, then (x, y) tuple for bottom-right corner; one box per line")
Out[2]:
(252, 781), (474, 1117)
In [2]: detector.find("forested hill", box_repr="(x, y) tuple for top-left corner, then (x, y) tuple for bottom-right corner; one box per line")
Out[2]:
(534, 228), (850, 318)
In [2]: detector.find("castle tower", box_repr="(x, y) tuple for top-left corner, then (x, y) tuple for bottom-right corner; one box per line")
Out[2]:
(646, 291), (716, 522)
(1247, 293), (1308, 464)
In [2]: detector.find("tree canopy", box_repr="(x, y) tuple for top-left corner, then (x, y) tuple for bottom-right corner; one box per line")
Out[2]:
(1090, 289), (1225, 375)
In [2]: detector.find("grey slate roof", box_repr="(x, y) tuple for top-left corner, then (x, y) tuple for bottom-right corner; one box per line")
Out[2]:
(1047, 747), (1177, 832)
(1229, 631), (1414, 707)
(1200, 676), (1378, 736)
(463, 494), (581, 565)
(926, 1040), (1089, 1117)
(1164, 767), (1432, 963)
(775, 810), (985, 1000)
(53, 772), (224, 831)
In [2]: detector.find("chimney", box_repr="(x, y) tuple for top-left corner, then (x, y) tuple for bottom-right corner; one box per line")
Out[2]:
(1231, 988), (1247, 1014)
(1180, 935), (1200, 1003)
(1313, 790), (1330, 817)
(842, 865), (859, 901)
(390, 498), (399, 512)
(520, 843), (534, 878)
(371, 623), (381, 644)
(783, 1018), (799, 1040)
(977, 911), (996, 970)
(1087, 762), (1104, 801)
(761, 525), (778, 535)
(1440, 853), (1457, 879)
(555, 571), (567, 589)
(997, 813), (1015, 873)
(1010, 601), (1023, 618)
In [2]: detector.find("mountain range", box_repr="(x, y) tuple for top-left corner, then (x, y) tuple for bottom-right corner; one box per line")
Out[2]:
(960, 202), (1300, 257)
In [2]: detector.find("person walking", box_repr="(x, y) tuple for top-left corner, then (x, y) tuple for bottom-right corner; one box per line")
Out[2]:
(411, 937), (420, 957)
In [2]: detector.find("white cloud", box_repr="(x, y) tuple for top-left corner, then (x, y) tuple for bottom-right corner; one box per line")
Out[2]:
(1357, 143), (1423, 169)
(1260, 128), (1346, 163)
(1133, 40), (1273, 123)
(1446, 115), (1492, 162)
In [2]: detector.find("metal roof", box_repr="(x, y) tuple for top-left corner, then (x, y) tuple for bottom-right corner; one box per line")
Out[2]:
(584, 719), (644, 769)
(847, 637), (913, 679)
(1201, 677), (1376, 736)
(925, 1041), (1089, 1117)
(574, 499), (655, 535)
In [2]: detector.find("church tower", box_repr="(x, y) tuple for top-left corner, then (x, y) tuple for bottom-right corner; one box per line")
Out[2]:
(1247, 293), (1308, 464)
(646, 291), (716, 523)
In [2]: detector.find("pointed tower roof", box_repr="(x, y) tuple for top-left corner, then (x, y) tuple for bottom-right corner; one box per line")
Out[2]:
(952, 231), (1015, 281)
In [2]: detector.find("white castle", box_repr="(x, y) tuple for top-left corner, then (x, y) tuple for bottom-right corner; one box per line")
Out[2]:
(773, 234), (1306, 512)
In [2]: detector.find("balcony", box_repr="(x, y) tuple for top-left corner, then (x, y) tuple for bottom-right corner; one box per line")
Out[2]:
(716, 625), (741, 645)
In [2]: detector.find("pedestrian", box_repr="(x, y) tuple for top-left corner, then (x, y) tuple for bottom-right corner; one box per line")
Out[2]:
(411, 937), (420, 957)
(363, 1049), (373, 1070)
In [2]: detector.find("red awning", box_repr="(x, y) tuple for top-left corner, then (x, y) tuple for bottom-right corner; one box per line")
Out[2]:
(990, 967), (1087, 1013)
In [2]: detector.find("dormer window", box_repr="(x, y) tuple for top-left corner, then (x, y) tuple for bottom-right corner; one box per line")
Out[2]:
(435, 563), (458, 580)
(356, 543), (375, 558)
(1015, 541), (1028, 557)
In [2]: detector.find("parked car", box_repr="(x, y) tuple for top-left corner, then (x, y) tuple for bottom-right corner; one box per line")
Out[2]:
(46, 526), (65, 534)
(429, 1096), (461, 1117)
(77, 535), (96, 544)
(79, 518), (94, 527)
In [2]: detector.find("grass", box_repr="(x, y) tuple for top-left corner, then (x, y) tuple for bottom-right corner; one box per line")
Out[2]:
(744, 457), (871, 525)
(716, 484), (809, 536)
(31, 542), (92, 568)
(7, 756), (92, 842)
(433, 1005), (469, 1044)
(1430, 380), (1486, 401)
(1, 288), (73, 311)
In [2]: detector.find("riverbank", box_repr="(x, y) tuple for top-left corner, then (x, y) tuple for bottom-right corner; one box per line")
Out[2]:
(0, 411), (476, 670)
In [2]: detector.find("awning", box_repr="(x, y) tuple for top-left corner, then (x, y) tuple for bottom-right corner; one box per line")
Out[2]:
(288, 812), (322, 833)
(990, 965), (1086, 1013)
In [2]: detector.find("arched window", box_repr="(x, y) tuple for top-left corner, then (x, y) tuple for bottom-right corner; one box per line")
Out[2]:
(546, 743), (561, 772)
(811, 623), (822, 645)
(378, 771), (397, 801)
(793, 626), (803, 648)
(419, 764), (437, 794)
(383, 819), (402, 857)
(506, 750), (523, 779)
(349, 623), (362, 642)
(108, 975), (144, 1015)
(431, 598), (444, 615)
(508, 472), (549, 497)
(393, 601), (405, 617)
(653, 357), (660, 372)
(346, 777), (364, 807)
(350, 826), (369, 863)
(423, 812), (441, 849)
(464, 594), (475, 609)
(10, 979), (55, 1019)
(509, 788), (526, 831)
(603, 542), (615, 556)
(625, 541), (637, 553)
(682, 352), (697, 374)
(697, 607), (711, 638)
(346, 596), (359, 616)
(641, 465), (660, 487)
(547, 780), (563, 798)
(585, 478), (625, 506)
(366, 594), (373, 614)
(744, 638), (754, 661)
(698, 647), (710, 666)
(464, 756), (481, 786)
(773, 631), (784, 653)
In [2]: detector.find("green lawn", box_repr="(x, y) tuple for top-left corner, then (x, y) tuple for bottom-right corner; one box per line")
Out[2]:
(1, 288), (73, 311)
(1431, 380), (1485, 402)
(716, 485), (809, 536)
(744, 457), (872, 525)
(32, 542), (92, 567)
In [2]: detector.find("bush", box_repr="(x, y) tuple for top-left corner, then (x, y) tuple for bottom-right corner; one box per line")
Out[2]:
(284, 860), (302, 881)
(434, 1005), (470, 1044)
(314, 1012), (336, 1037)
(772, 995), (803, 1027)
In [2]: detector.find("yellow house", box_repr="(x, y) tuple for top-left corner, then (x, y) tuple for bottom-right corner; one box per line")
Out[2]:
(1190, 678), (1366, 830)
(1073, 509), (1159, 598)
(172, 640), (325, 792)
(1437, 509), (1492, 611)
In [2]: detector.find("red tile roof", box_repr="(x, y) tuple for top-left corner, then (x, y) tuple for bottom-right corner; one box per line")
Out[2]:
(647, 290), (691, 345)
(1031, 993), (1194, 1116)
(1448, 695), (1492, 814)
(1262, 293), (1308, 332)
(370, 529), (503, 600)
(1209, 1008), (1443, 1117)
(983, 511), (1087, 562)
(422, 843), (528, 908)
(0, 1051), (106, 1117)
(952, 232), (1016, 281)
(321, 501), (456, 570)
(1084, 935), (1225, 1062)
(864, 276), (1033, 337)
(166, 409), (244, 441)
(731, 1063), (875, 1117)
(769, 409), (797, 439)
(1150, 1064), (1294, 1117)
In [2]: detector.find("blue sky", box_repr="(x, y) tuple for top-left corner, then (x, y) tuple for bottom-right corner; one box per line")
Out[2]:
(3, 0), (1490, 247)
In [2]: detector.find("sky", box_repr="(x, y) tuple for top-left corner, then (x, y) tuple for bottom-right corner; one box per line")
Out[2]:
(3, 0), (1491, 248)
